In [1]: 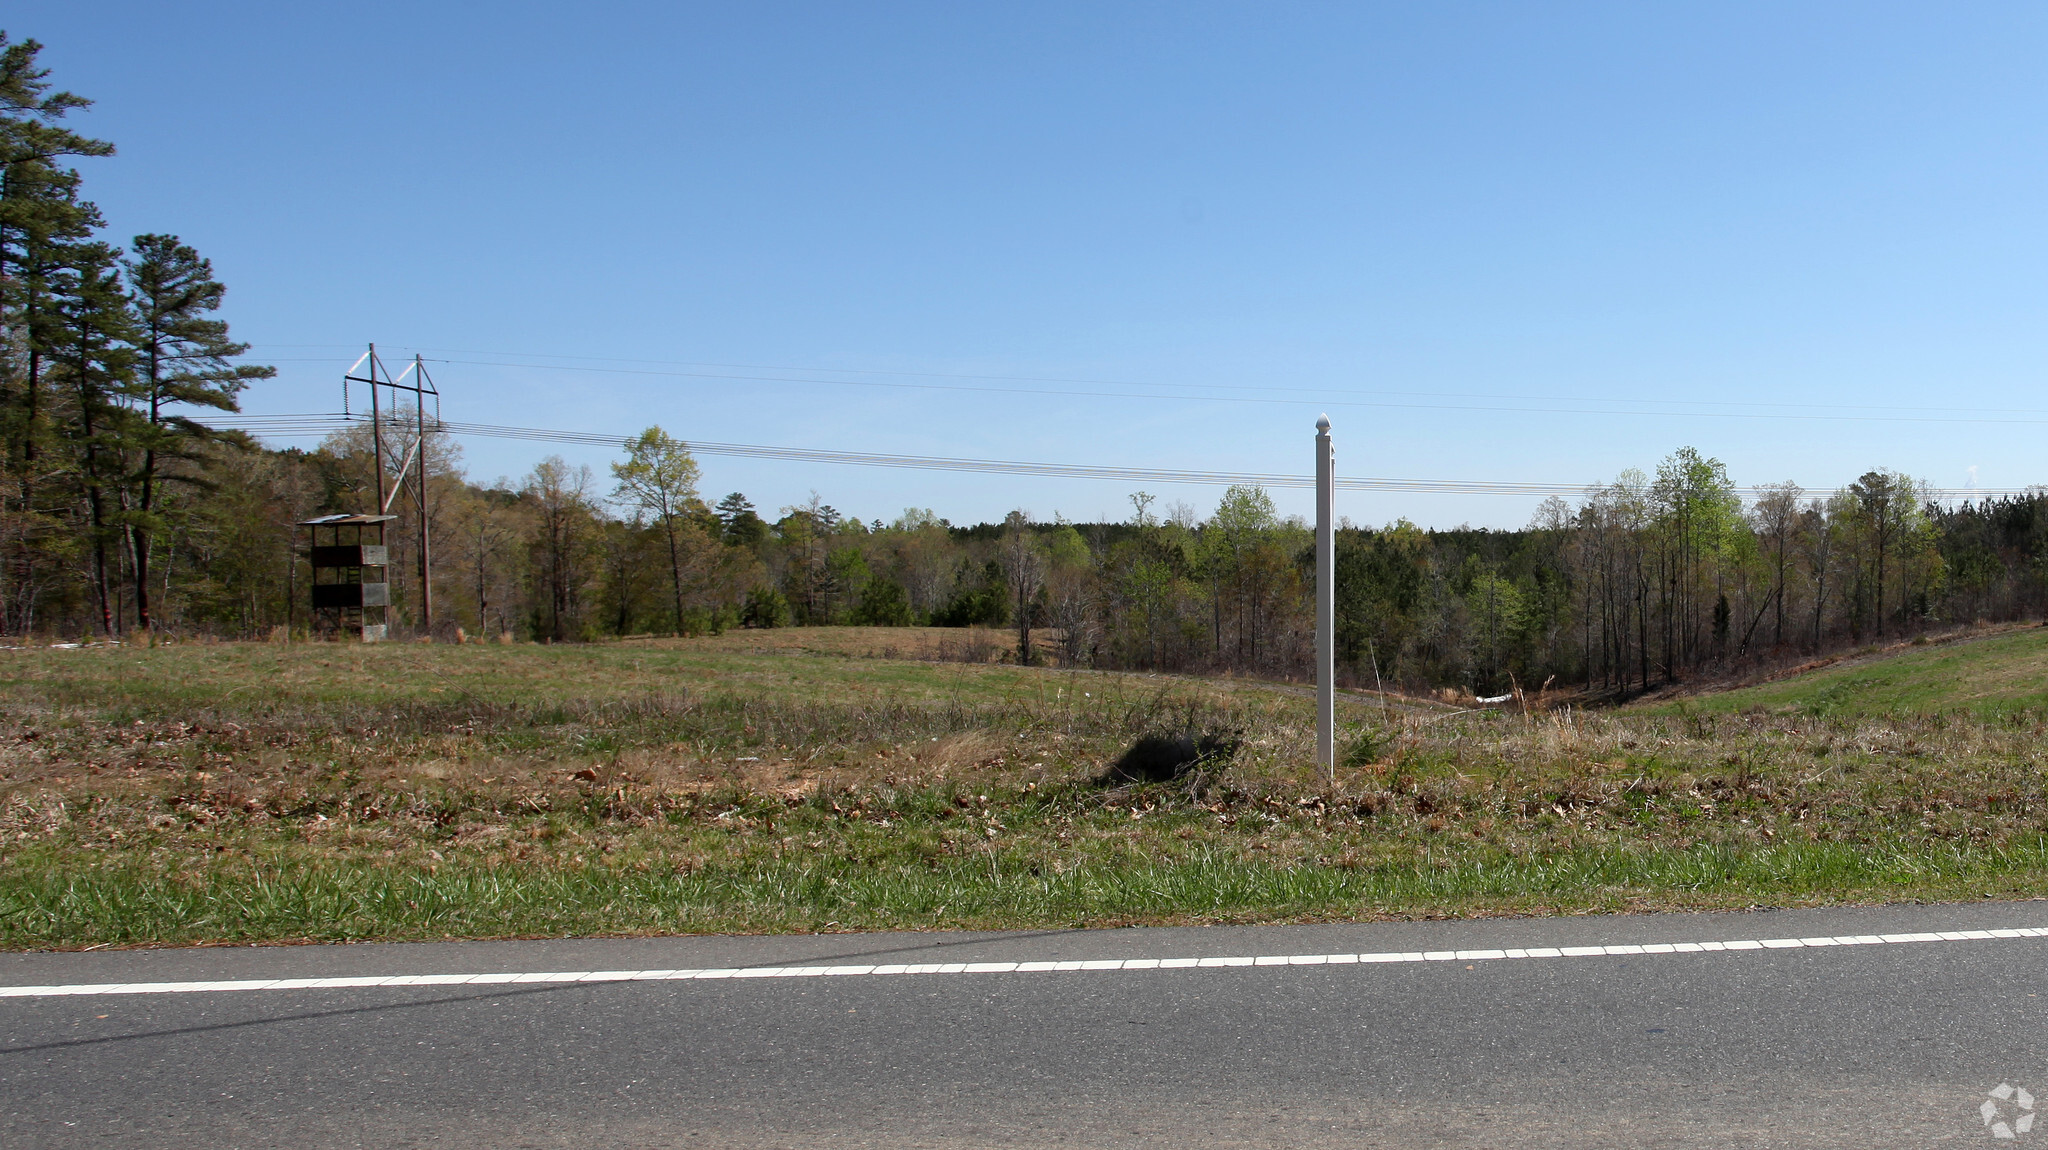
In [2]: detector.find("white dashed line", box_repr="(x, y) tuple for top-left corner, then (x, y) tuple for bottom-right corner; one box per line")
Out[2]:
(1, 925), (2041, 999)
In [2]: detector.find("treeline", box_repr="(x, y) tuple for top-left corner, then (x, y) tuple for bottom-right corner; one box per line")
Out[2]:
(1339, 450), (2048, 695)
(0, 35), (273, 636)
(62, 407), (2048, 701)
(118, 424), (1328, 677)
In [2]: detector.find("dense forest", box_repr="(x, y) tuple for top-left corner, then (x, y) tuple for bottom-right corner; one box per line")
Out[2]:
(29, 405), (2048, 700)
(7, 34), (2048, 696)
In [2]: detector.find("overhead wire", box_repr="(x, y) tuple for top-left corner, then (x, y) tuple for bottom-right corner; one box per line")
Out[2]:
(224, 343), (2043, 497)
(242, 344), (2048, 424)
(209, 412), (2039, 499)
(430, 357), (2048, 425)
(382, 345), (2048, 418)
(243, 339), (2048, 421)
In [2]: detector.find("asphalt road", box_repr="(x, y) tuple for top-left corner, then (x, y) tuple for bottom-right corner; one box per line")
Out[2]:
(5, 902), (2048, 1149)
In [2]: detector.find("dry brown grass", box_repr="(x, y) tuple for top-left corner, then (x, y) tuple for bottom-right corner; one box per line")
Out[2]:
(622, 625), (1023, 662)
(2, 639), (2047, 948)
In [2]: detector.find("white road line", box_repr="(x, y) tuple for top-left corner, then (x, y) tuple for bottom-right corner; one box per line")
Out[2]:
(1, 926), (2042, 999)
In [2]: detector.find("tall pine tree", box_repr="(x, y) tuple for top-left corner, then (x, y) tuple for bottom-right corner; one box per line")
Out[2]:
(124, 234), (271, 632)
(49, 240), (135, 635)
(0, 34), (113, 631)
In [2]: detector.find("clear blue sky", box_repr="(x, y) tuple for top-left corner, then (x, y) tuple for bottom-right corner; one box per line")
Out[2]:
(20, 2), (2048, 527)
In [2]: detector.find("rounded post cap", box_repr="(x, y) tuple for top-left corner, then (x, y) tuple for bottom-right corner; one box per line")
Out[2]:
(1315, 414), (1331, 432)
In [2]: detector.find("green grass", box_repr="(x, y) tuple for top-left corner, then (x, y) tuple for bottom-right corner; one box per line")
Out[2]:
(1646, 626), (2048, 719)
(4, 634), (2048, 947)
(9, 839), (2047, 947)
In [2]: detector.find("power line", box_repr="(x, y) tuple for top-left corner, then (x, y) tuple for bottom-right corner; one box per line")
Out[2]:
(243, 342), (2048, 422)
(388, 345), (2048, 418)
(246, 349), (2048, 426)
(212, 413), (2039, 499)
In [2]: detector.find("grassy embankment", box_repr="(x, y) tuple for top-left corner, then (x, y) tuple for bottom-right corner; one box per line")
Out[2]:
(1647, 624), (2048, 720)
(3, 626), (2047, 948)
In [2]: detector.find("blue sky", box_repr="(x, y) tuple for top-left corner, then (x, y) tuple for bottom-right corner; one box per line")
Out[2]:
(19, 2), (2048, 527)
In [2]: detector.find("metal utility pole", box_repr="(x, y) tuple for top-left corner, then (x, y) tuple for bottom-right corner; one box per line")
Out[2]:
(366, 344), (386, 513)
(343, 347), (441, 640)
(1316, 414), (1335, 778)
(414, 354), (433, 634)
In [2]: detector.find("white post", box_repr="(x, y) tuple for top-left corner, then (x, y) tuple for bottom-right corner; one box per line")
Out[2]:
(1315, 415), (1335, 778)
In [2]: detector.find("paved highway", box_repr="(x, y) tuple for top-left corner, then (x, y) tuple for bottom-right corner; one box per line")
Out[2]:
(4, 902), (2047, 1148)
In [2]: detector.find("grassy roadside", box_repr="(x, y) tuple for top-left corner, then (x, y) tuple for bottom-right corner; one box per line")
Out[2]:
(4, 637), (2048, 947)
(1643, 624), (2048, 719)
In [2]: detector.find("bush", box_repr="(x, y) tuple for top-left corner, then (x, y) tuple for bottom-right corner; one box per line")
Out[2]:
(850, 579), (914, 627)
(931, 585), (1007, 627)
(740, 587), (791, 629)
(679, 607), (729, 637)
(930, 560), (1009, 627)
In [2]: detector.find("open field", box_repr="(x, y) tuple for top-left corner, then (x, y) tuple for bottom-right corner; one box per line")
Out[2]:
(3, 632), (2048, 948)
(1646, 624), (2048, 719)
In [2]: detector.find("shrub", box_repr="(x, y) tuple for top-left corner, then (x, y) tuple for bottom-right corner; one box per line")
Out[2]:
(741, 587), (791, 629)
(850, 579), (914, 627)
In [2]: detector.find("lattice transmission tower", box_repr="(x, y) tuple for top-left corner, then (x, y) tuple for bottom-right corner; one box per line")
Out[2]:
(336, 343), (444, 638)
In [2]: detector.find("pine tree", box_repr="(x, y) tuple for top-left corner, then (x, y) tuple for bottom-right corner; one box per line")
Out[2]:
(0, 162), (98, 631)
(0, 34), (110, 465)
(0, 34), (113, 632)
(48, 240), (136, 634)
(715, 491), (767, 547)
(123, 234), (271, 632)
